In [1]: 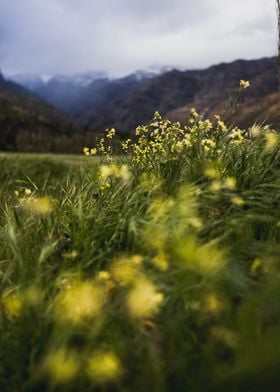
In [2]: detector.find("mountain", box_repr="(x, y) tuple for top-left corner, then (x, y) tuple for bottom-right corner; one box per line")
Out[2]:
(166, 57), (279, 128)
(5, 57), (279, 139)
(73, 73), (157, 122)
(7, 71), (109, 115)
(15, 71), (156, 120)
(7, 73), (45, 92)
(81, 57), (279, 133)
(83, 70), (201, 132)
(0, 71), (97, 152)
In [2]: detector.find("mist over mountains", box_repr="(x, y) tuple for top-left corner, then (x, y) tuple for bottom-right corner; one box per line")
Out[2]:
(7, 69), (159, 117)
(0, 56), (279, 152)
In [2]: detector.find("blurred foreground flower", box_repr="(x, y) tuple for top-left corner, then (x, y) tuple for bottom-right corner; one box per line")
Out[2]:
(231, 196), (245, 206)
(111, 257), (140, 285)
(21, 196), (54, 215)
(42, 348), (79, 384)
(265, 131), (278, 151)
(100, 164), (131, 184)
(53, 281), (107, 324)
(2, 292), (23, 318)
(87, 351), (122, 384)
(127, 278), (164, 318)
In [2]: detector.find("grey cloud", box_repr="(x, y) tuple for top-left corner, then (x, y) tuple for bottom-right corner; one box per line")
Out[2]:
(0, 0), (277, 77)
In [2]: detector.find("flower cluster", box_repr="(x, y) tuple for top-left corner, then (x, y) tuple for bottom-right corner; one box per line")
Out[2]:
(240, 79), (250, 89)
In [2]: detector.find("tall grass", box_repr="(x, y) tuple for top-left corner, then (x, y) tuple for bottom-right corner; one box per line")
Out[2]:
(1, 106), (280, 391)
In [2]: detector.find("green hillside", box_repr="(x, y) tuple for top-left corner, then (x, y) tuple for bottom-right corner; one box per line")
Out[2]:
(0, 73), (99, 152)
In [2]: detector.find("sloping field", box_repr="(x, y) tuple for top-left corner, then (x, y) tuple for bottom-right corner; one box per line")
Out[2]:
(1, 113), (280, 391)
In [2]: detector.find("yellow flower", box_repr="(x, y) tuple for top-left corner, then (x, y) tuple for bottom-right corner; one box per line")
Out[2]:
(110, 258), (139, 285)
(83, 147), (90, 156)
(202, 139), (216, 151)
(100, 164), (115, 179)
(265, 132), (278, 151)
(211, 326), (238, 347)
(203, 293), (225, 315)
(240, 80), (250, 89)
(106, 128), (116, 139)
(209, 180), (222, 192)
(42, 348), (79, 384)
(97, 271), (111, 281)
(127, 278), (164, 318)
(87, 351), (122, 383)
(231, 196), (245, 206)
(53, 281), (107, 324)
(131, 255), (143, 265)
(21, 196), (54, 215)
(99, 164), (131, 183)
(250, 258), (262, 274)
(2, 292), (23, 318)
(121, 138), (131, 151)
(190, 108), (199, 118)
(177, 239), (225, 275)
(24, 188), (32, 196)
(224, 177), (236, 190)
(217, 120), (227, 132)
(153, 251), (169, 271)
(118, 164), (131, 182)
(204, 167), (219, 179)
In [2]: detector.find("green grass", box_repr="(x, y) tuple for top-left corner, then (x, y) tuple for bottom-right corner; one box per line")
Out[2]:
(1, 114), (280, 391)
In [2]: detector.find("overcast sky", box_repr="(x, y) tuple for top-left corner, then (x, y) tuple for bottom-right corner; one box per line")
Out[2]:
(0, 0), (277, 77)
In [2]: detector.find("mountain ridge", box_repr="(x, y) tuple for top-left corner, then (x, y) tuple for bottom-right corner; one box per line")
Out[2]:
(3, 56), (279, 138)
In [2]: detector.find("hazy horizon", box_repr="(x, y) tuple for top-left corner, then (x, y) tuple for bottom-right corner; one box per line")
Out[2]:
(0, 0), (277, 78)
(2, 54), (277, 82)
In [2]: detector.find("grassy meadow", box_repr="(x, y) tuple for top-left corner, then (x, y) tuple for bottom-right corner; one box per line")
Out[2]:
(1, 100), (280, 390)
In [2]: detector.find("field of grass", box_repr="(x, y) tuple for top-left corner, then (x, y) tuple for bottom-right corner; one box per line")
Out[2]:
(1, 110), (280, 391)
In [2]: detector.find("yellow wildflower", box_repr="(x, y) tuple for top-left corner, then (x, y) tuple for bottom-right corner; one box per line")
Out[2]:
(24, 188), (32, 196)
(127, 278), (164, 318)
(190, 108), (199, 118)
(42, 348), (79, 384)
(203, 293), (225, 315)
(153, 251), (169, 271)
(106, 128), (116, 139)
(21, 196), (54, 215)
(240, 80), (250, 89)
(110, 258), (139, 285)
(53, 281), (107, 324)
(211, 326), (238, 347)
(231, 196), (245, 206)
(87, 351), (122, 383)
(97, 271), (111, 281)
(2, 292), (23, 318)
(265, 132), (278, 151)
(250, 258), (262, 274)
(83, 147), (90, 156)
(224, 177), (236, 190)
(209, 180), (222, 192)
(204, 167), (219, 179)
